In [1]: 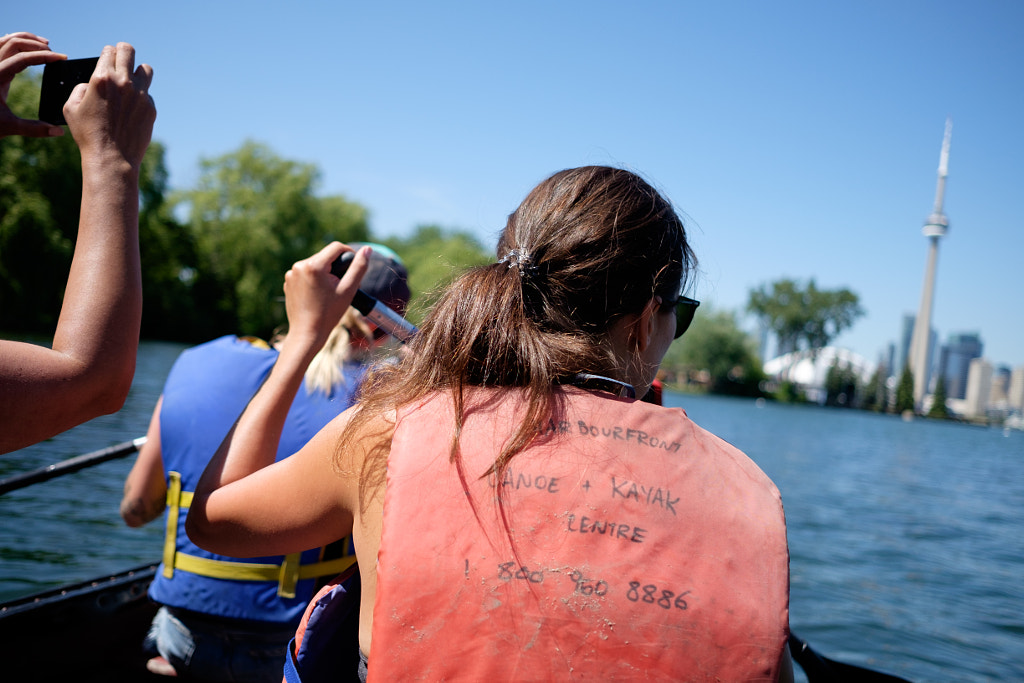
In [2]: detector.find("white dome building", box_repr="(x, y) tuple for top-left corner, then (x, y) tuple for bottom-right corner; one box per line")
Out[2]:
(763, 347), (875, 404)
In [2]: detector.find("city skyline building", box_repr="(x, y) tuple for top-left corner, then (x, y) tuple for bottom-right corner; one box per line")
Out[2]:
(897, 313), (937, 391)
(942, 332), (984, 400)
(895, 313), (915, 380)
(990, 365), (1011, 406)
(1009, 366), (1024, 414)
(965, 357), (993, 418)
(908, 118), (952, 409)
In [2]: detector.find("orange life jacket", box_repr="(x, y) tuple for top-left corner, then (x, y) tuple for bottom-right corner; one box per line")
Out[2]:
(369, 388), (790, 681)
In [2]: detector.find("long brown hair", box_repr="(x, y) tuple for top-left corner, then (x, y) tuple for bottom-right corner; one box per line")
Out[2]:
(340, 166), (696, 510)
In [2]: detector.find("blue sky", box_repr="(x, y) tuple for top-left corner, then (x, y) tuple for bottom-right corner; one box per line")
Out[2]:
(9, 1), (1023, 368)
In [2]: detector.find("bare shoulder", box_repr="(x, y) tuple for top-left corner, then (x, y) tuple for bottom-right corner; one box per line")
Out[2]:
(321, 406), (396, 511)
(320, 406), (395, 462)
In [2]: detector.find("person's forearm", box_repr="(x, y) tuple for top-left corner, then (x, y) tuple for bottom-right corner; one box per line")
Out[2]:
(0, 42), (154, 454)
(0, 161), (142, 453)
(120, 399), (166, 528)
(120, 485), (165, 528)
(52, 160), (142, 409)
(186, 345), (315, 553)
(194, 334), (321, 496)
(190, 242), (366, 526)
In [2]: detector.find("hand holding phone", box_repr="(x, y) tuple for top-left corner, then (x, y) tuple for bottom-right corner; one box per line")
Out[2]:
(0, 31), (68, 138)
(38, 57), (99, 125)
(60, 44), (156, 171)
(331, 251), (418, 344)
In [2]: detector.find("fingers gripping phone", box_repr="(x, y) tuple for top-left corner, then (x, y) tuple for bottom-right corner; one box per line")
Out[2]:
(331, 251), (418, 344)
(38, 57), (99, 125)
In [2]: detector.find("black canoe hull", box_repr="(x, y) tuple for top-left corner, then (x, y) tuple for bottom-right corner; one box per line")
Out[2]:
(0, 563), (162, 681)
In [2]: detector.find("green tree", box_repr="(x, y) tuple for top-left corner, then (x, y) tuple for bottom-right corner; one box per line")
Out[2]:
(895, 366), (915, 413)
(928, 374), (950, 419)
(747, 278), (864, 356)
(824, 359), (858, 407)
(174, 141), (369, 338)
(660, 305), (764, 396)
(1, 73), (82, 332)
(1, 74), (171, 336)
(775, 381), (807, 404)
(136, 141), (210, 340)
(382, 225), (492, 325)
(862, 365), (888, 412)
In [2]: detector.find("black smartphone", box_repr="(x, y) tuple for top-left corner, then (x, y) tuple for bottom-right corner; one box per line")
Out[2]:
(38, 57), (99, 125)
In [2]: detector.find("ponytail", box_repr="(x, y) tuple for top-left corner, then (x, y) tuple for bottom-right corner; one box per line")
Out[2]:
(339, 166), (696, 511)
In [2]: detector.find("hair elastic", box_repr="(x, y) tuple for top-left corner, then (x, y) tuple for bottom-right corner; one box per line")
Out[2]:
(498, 248), (533, 270)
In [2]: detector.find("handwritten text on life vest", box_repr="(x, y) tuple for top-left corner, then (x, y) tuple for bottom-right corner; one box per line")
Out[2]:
(610, 477), (679, 515)
(566, 513), (647, 543)
(575, 421), (681, 452)
(494, 562), (691, 612)
(488, 468), (679, 519)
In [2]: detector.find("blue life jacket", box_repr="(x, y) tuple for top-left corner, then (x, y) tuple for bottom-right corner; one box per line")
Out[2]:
(283, 566), (362, 683)
(148, 335), (364, 624)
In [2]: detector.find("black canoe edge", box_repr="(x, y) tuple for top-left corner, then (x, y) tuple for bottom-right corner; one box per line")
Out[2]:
(0, 562), (162, 681)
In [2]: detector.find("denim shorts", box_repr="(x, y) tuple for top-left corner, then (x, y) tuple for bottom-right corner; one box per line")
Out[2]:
(145, 605), (296, 683)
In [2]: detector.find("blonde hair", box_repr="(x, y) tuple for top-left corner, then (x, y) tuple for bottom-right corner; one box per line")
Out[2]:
(303, 308), (376, 395)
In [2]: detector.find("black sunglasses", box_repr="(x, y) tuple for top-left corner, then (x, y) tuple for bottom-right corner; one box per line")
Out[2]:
(660, 296), (700, 339)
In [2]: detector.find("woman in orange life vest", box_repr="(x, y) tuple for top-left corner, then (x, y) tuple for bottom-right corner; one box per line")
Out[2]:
(187, 166), (794, 682)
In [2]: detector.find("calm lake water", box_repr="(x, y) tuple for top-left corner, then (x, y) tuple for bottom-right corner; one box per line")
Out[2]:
(1, 340), (1022, 681)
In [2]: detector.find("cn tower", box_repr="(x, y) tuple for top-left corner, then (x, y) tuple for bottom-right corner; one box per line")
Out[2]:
(908, 118), (952, 409)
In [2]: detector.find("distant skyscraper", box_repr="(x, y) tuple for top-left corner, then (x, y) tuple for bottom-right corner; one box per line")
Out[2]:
(936, 344), (950, 392)
(965, 358), (993, 418)
(990, 365), (1011, 406)
(1009, 366), (1024, 413)
(895, 313), (915, 379)
(909, 119), (952, 409)
(943, 332), (983, 399)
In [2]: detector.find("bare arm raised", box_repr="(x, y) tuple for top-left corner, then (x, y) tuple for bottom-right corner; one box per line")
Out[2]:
(186, 243), (371, 557)
(0, 40), (156, 454)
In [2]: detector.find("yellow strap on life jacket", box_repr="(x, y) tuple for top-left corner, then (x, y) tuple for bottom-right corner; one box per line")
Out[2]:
(162, 471), (183, 579)
(162, 471), (354, 598)
(170, 553), (357, 598)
